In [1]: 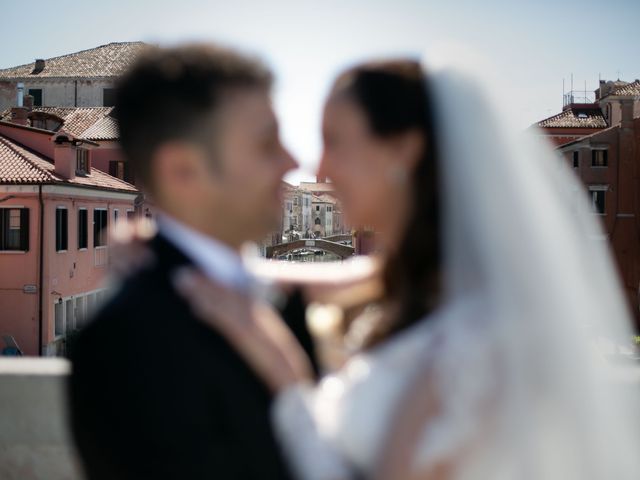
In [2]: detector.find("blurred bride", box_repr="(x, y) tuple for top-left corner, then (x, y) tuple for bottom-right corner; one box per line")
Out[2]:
(175, 50), (640, 479)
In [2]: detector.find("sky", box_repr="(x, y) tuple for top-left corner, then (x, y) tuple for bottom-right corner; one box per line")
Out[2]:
(2, 0), (639, 184)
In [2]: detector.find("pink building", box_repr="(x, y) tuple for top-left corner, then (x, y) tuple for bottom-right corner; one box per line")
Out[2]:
(0, 119), (138, 356)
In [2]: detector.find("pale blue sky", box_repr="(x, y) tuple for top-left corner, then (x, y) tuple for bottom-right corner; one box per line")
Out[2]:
(3, 0), (639, 183)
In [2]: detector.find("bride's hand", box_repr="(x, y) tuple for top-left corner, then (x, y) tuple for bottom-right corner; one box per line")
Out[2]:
(173, 269), (313, 393)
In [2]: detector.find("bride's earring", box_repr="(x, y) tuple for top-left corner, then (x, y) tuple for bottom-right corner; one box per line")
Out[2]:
(388, 165), (408, 185)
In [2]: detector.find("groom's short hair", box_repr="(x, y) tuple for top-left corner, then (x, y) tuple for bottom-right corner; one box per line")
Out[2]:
(114, 43), (273, 190)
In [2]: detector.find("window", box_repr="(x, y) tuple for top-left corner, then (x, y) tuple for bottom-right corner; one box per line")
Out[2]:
(572, 151), (579, 169)
(589, 187), (607, 215)
(28, 88), (43, 106)
(126, 210), (135, 221)
(93, 209), (108, 247)
(0, 208), (29, 251)
(54, 302), (64, 337)
(75, 296), (86, 328)
(76, 149), (89, 175)
(294, 197), (299, 206)
(316, 205), (320, 212)
(86, 294), (95, 318)
(78, 209), (88, 249)
(103, 88), (117, 107)
(315, 218), (321, 225)
(592, 149), (608, 167)
(55, 208), (68, 251)
(113, 209), (119, 224)
(327, 206), (332, 212)
(53, 290), (107, 337)
(109, 160), (125, 180)
(109, 160), (134, 183)
(66, 299), (74, 332)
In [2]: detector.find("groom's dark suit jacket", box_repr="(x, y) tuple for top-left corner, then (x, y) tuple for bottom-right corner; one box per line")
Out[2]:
(69, 234), (317, 480)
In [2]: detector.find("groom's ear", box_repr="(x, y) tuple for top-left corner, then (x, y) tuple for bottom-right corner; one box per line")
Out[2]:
(152, 141), (219, 197)
(393, 129), (425, 171)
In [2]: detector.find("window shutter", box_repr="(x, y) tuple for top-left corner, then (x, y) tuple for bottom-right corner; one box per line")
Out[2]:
(109, 161), (117, 177)
(0, 209), (6, 250)
(124, 161), (134, 184)
(20, 208), (29, 251)
(63, 209), (68, 250)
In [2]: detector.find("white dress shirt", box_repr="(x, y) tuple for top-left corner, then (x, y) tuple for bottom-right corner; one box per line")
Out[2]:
(157, 214), (253, 292)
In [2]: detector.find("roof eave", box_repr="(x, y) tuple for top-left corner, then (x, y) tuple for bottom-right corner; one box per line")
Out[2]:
(0, 75), (120, 82)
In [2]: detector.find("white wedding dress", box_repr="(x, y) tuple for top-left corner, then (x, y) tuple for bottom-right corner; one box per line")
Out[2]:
(270, 50), (640, 480)
(273, 294), (495, 480)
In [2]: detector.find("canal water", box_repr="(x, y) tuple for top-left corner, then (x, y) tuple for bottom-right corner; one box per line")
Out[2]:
(278, 249), (342, 263)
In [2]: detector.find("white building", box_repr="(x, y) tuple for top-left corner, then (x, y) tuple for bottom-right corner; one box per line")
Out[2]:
(0, 42), (146, 112)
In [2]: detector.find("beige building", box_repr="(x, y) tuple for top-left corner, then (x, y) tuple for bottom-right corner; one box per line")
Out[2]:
(280, 182), (313, 240)
(299, 180), (349, 237)
(0, 42), (146, 112)
(311, 194), (335, 237)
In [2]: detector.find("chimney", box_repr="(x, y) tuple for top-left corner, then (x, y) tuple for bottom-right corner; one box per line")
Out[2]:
(52, 134), (76, 180)
(16, 82), (24, 106)
(620, 99), (634, 128)
(32, 59), (45, 75)
(23, 94), (34, 110)
(10, 108), (29, 126)
(10, 83), (30, 125)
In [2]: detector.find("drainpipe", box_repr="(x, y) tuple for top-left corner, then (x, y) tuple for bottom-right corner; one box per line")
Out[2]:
(38, 185), (44, 356)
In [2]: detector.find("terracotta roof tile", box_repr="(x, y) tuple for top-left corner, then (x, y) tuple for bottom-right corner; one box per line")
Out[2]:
(611, 80), (640, 96)
(0, 134), (137, 193)
(0, 107), (118, 140)
(0, 42), (147, 79)
(77, 115), (118, 140)
(537, 107), (607, 129)
(0, 137), (56, 183)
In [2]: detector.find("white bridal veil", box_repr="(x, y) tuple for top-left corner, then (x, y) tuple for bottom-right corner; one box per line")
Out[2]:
(423, 48), (640, 478)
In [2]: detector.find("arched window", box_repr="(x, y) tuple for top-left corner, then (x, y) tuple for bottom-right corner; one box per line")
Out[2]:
(315, 218), (321, 225)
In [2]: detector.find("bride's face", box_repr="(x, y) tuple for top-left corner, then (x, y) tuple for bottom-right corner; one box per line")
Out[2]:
(319, 97), (416, 242)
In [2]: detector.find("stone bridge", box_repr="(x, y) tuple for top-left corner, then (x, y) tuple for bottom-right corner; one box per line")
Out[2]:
(322, 234), (353, 243)
(266, 238), (354, 259)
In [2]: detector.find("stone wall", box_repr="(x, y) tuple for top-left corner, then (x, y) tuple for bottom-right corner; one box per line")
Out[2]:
(0, 358), (82, 480)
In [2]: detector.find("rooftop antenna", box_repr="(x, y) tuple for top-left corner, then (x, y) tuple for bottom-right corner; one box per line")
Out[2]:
(571, 73), (574, 93)
(598, 72), (601, 99)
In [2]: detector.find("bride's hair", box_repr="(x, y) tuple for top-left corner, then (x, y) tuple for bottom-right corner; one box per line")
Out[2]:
(330, 60), (442, 346)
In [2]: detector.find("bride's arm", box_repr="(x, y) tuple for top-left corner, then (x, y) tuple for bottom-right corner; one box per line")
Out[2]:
(174, 270), (356, 480)
(373, 362), (454, 480)
(271, 383), (354, 480)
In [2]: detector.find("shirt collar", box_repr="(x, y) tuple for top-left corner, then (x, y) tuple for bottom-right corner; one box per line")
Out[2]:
(157, 213), (252, 292)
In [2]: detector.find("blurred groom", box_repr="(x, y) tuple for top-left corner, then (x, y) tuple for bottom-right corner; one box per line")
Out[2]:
(69, 44), (314, 479)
